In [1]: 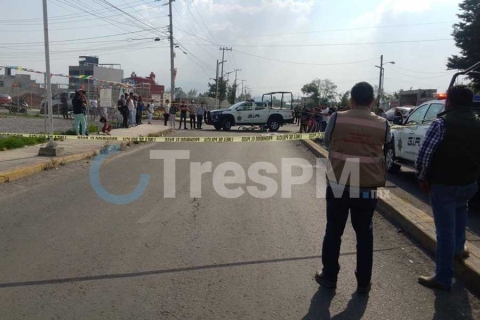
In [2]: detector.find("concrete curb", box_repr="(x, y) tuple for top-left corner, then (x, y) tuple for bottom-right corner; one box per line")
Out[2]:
(0, 128), (173, 184)
(301, 138), (480, 293)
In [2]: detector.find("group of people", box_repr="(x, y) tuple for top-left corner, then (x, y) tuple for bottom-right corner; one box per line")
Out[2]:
(72, 90), (112, 136)
(294, 105), (338, 133)
(117, 93), (155, 129)
(317, 81), (480, 294)
(163, 99), (206, 130)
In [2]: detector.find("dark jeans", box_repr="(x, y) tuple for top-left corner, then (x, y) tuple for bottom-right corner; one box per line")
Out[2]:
(430, 182), (478, 287)
(320, 121), (327, 132)
(197, 115), (203, 129)
(190, 114), (196, 129)
(121, 109), (128, 128)
(322, 185), (378, 287)
(179, 112), (187, 129)
(136, 110), (142, 125)
(164, 113), (169, 126)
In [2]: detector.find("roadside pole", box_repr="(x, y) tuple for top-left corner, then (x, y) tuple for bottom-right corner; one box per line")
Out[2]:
(215, 60), (219, 109)
(39, 0), (63, 156)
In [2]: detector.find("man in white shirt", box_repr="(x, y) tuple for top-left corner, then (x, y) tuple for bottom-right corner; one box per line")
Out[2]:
(90, 96), (99, 121)
(163, 99), (170, 126)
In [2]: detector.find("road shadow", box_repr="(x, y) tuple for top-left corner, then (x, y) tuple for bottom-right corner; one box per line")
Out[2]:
(432, 282), (474, 320)
(302, 288), (369, 320)
(387, 170), (480, 239)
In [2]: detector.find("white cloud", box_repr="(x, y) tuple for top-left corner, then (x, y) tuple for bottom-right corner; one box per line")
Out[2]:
(351, 0), (460, 28)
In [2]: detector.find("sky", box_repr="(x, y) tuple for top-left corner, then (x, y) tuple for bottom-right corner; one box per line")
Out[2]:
(0, 0), (467, 99)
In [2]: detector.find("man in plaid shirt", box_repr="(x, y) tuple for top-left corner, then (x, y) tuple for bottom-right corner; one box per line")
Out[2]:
(415, 85), (480, 291)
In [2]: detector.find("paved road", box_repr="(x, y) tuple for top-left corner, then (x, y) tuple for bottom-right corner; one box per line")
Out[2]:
(0, 127), (479, 319)
(282, 123), (480, 246)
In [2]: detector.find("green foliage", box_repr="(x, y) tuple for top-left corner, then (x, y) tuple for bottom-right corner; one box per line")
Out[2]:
(0, 136), (48, 151)
(207, 78), (228, 101)
(301, 78), (338, 105)
(447, 0), (480, 91)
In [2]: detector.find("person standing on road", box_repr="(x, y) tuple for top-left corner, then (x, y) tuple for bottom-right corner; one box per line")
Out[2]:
(146, 99), (154, 125)
(118, 94), (128, 129)
(169, 101), (177, 128)
(90, 96), (99, 121)
(197, 101), (205, 129)
(136, 96), (144, 125)
(316, 82), (390, 294)
(72, 91), (86, 136)
(178, 101), (188, 130)
(189, 100), (197, 129)
(127, 92), (135, 128)
(416, 85), (480, 291)
(163, 99), (170, 126)
(61, 94), (69, 119)
(294, 105), (301, 125)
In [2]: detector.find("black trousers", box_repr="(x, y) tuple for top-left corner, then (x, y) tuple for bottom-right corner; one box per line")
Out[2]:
(164, 113), (169, 126)
(190, 114), (196, 129)
(121, 109), (129, 128)
(197, 115), (203, 129)
(179, 112), (187, 129)
(136, 110), (142, 125)
(321, 186), (377, 287)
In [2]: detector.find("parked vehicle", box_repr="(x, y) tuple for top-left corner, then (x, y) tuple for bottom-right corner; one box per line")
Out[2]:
(0, 94), (12, 107)
(208, 92), (295, 131)
(381, 106), (414, 122)
(40, 91), (75, 114)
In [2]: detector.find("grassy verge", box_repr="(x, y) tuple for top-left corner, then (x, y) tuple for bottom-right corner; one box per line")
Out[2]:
(0, 136), (48, 151)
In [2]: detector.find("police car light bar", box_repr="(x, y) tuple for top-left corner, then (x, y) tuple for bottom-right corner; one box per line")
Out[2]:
(436, 93), (447, 100)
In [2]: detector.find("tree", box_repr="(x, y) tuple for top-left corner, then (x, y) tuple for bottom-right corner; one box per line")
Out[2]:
(187, 89), (198, 99)
(447, 0), (480, 91)
(206, 79), (228, 101)
(339, 91), (350, 107)
(227, 83), (237, 104)
(174, 87), (187, 100)
(301, 78), (338, 106)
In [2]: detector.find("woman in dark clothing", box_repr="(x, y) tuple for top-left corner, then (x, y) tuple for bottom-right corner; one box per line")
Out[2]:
(136, 96), (144, 125)
(72, 91), (86, 136)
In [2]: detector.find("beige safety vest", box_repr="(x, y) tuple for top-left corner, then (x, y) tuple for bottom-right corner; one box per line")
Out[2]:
(327, 109), (387, 188)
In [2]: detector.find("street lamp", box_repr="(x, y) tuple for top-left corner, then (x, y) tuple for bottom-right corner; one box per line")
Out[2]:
(375, 55), (395, 113)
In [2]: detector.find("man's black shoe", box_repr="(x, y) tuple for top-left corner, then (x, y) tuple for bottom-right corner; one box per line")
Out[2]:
(357, 283), (371, 294)
(315, 271), (336, 289)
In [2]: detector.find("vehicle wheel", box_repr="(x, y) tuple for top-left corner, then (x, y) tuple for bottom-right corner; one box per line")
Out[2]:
(385, 143), (401, 174)
(222, 119), (232, 131)
(267, 118), (281, 132)
(214, 124), (222, 131)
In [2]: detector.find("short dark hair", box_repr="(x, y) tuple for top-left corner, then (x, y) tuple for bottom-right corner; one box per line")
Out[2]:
(351, 82), (375, 106)
(447, 85), (473, 108)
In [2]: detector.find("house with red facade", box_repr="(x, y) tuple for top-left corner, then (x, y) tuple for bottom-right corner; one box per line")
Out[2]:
(126, 72), (164, 103)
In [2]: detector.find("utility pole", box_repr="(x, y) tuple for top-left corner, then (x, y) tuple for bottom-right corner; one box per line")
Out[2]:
(39, 0), (63, 156)
(241, 80), (246, 101)
(169, 0), (175, 104)
(219, 47), (232, 81)
(215, 59), (226, 108)
(234, 69), (241, 103)
(215, 59), (219, 109)
(375, 55), (395, 114)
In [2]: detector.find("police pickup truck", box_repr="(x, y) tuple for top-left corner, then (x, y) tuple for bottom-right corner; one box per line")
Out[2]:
(208, 92), (294, 131)
(386, 61), (480, 174)
(386, 95), (480, 173)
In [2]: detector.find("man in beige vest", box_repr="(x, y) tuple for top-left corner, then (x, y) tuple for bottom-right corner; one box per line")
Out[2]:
(315, 82), (391, 294)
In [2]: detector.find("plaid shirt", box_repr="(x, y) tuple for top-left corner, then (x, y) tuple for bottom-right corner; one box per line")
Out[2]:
(415, 118), (446, 181)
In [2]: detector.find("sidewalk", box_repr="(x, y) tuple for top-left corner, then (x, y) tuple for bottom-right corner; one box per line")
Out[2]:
(0, 124), (172, 183)
(301, 138), (480, 295)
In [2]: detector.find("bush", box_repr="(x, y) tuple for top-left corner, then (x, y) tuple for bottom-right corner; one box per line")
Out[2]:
(0, 136), (48, 151)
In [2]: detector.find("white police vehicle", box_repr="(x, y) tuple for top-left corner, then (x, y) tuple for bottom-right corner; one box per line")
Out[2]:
(208, 92), (295, 131)
(386, 95), (480, 173)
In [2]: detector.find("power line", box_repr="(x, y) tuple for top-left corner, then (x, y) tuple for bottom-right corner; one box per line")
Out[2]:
(216, 21), (456, 39)
(190, 38), (454, 48)
(234, 50), (377, 66)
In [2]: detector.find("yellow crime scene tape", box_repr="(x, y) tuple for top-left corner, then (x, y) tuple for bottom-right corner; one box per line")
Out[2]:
(0, 132), (324, 143)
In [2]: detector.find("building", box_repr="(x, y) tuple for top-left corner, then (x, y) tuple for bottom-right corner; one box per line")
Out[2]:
(0, 68), (36, 89)
(398, 89), (437, 107)
(68, 56), (123, 92)
(126, 71), (164, 103)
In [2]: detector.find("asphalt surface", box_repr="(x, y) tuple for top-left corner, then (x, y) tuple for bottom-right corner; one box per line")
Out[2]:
(0, 125), (479, 319)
